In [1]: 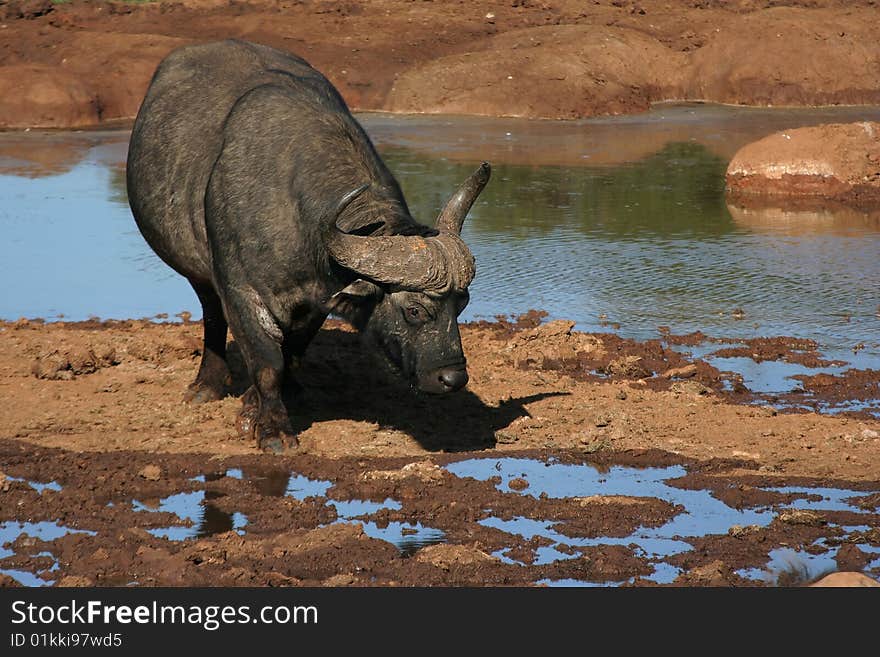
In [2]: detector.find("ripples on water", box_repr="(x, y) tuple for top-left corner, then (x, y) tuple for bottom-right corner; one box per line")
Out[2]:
(1, 104), (879, 360)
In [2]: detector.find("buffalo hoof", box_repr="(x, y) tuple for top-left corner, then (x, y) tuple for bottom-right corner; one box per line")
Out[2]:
(183, 384), (225, 404)
(236, 393), (299, 452)
(257, 431), (299, 454)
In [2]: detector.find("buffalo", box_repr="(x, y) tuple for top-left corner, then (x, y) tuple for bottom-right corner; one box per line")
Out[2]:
(126, 39), (490, 451)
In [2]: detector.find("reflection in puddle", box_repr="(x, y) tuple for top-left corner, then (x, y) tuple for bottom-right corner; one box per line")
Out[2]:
(284, 473), (332, 499)
(7, 477), (63, 494)
(707, 356), (846, 394)
(281, 473), (445, 554)
(665, 344), (880, 415)
(132, 491), (247, 541)
(446, 457), (878, 585)
(359, 522), (446, 557)
(737, 547), (837, 585)
(132, 469), (446, 554)
(813, 399), (880, 419)
(0, 521), (96, 586)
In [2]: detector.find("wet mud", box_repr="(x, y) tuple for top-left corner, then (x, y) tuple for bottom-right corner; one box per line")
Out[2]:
(1, 315), (879, 586)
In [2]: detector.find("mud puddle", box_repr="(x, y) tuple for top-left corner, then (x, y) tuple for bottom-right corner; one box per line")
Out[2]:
(446, 457), (880, 586)
(133, 468), (445, 556)
(2, 445), (878, 587)
(0, 516), (95, 587)
(663, 338), (880, 418)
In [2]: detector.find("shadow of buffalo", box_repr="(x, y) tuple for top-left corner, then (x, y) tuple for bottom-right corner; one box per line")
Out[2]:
(226, 326), (564, 452)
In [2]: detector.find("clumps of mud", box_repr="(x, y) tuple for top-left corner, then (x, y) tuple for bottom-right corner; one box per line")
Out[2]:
(490, 316), (728, 396)
(14, 318), (203, 380)
(471, 309), (549, 339)
(709, 337), (845, 368)
(504, 319), (605, 370)
(792, 369), (880, 404)
(31, 346), (118, 380)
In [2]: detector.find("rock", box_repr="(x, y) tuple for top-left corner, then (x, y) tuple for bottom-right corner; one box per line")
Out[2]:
(670, 381), (710, 396)
(574, 495), (647, 507)
(778, 509), (825, 526)
(594, 413), (613, 428)
(494, 430), (519, 444)
(323, 573), (358, 586)
(676, 560), (733, 586)
(810, 572), (880, 588)
(604, 355), (651, 378)
(579, 436), (607, 454)
(138, 464), (162, 481)
(726, 122), (880, 205)
(861, 429), (879, 440)
(56, 575), (94, 587)
(31, 346), (118, 380)
(415, 544), (497, 570)
(362, 461), (444, 483)
(727, 524), (761, 538)
(508, 477), (529, 491)
(661, 364), (697, 379)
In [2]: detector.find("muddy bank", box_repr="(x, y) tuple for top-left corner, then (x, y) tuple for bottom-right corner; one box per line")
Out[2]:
(2, 315), (879, 478)
(2, 1), (880, 128)
(2, 316), (879, 586)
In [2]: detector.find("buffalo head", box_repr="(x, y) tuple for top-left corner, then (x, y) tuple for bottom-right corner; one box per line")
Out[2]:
(325, 163), (490, 394)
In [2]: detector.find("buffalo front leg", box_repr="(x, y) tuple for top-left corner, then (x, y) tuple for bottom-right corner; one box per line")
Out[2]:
(222, 287), (297, 453)
(184, 282), (231, 403)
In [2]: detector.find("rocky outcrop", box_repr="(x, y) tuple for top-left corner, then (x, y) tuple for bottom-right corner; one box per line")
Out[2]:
(726, 122), (880, 205)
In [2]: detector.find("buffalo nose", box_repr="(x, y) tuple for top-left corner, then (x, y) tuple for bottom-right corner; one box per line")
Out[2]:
(439, 368), (469, 391)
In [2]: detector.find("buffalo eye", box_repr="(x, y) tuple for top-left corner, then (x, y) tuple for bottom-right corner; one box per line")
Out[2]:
(403, 305), (428, 325)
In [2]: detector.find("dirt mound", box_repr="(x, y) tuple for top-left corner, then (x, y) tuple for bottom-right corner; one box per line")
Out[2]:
(504, 319), (605, 369)
(726, 122), (880, 204)
(386, 25), (686, 119)
(685, 8), (880, 107)
(31, 346), (118, 381)
(810, 571), (880, 587)
(0, 65), (98, 129)
(2, 1), (880, 128)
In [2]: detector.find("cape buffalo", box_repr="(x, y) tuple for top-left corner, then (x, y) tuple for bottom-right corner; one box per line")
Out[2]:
(126, 39), (490, 452)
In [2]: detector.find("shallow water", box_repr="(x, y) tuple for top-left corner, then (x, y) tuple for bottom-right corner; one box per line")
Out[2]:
(446, 457), (879, 585)
(2, 104), (879, 363)
(128, 468), (446, 554)
(0, 520), (95, 586)
(3, 461), (878, 586)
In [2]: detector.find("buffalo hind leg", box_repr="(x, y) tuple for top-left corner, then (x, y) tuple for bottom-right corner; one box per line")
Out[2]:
(222, 287), (297, 453)
(184, 283), (231, 404)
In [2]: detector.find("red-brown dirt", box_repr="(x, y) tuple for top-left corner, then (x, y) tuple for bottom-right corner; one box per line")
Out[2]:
(2, 1), (880, 128)
(726, 121), (880, 205)
(1, 316), (878, 587)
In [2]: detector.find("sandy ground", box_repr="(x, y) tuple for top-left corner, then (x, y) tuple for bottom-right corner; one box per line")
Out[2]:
(2, 0), (880, 128)
(1, 316), (878, 586)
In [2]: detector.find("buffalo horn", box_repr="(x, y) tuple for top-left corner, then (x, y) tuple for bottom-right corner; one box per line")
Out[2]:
(435, 162), (491, 234)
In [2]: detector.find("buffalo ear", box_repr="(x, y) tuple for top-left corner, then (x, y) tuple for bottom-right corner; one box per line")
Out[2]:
(325, 279), (383, 329)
